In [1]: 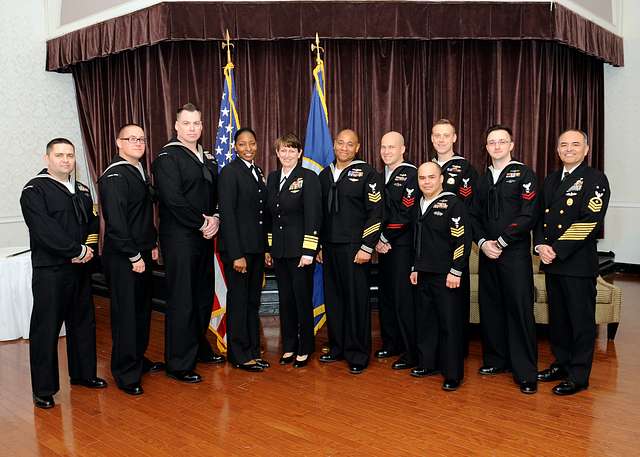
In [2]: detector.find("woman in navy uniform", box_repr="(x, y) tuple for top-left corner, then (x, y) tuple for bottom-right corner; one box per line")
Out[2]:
(218, 128), (271, 372)
(266, 133), (322, 368)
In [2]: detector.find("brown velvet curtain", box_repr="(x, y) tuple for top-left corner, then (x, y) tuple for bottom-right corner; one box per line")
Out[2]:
(72, 38), (603, 184)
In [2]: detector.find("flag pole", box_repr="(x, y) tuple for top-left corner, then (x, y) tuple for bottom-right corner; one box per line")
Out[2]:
(222, 29), (235, 149)
(311, 32), (324, 65)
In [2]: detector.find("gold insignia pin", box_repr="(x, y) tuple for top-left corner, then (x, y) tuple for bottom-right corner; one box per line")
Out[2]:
(566, 198), (574, 206)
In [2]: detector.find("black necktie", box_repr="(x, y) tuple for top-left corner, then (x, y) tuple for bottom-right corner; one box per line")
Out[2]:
(562, 171), (569, 181)
(249, 165), (258, 181)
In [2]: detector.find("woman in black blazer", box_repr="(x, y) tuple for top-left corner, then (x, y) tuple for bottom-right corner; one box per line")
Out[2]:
(218, 128), (271, 372)
(267, 133), (322, 368)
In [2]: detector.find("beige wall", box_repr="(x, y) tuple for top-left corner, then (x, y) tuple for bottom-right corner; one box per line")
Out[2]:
(0, 0), (89, 248)
(600, 0), (640, 264)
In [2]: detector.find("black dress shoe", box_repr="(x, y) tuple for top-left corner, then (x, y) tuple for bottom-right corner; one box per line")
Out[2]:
(552, 380), (587, 396)
(374, 349), (396, 359)
(279, 354), (295, 365)
(349, 364), (365, 374)
(442, 379), (461, 391)
(198, 353), (226, 364)
(119, 383), (144, 396)
(166, 370), (202, 383)
(234, 362), (264, 372)
(293, 357), (309, 368)
(33, 394), (55, 409)
(319, 353), (343, 363)
(70, 377), (108, 388)
(392, 357), (417, 370)
(255, 358), (270, 368)
(142, 359), (165, 374)
(520, 381), (538, 394)
(478, 365), (510, 376)
(537, 365), (568, 382)
(410, 367), (440, 378)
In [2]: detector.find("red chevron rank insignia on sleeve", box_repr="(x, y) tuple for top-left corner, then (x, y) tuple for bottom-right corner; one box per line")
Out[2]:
(458, 186), (472, 198)
(402, 188), (415, 207)
(521, 182), (535, 200)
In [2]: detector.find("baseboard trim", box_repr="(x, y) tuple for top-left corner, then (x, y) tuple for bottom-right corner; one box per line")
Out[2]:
(611, 263), (640, 274)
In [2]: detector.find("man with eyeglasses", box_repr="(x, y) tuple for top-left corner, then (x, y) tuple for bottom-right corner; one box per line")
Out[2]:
(98, 124), (163, 395)
(153, 103), (225, 384)
(471, 124), (539, 395)
(431, 119), (478, 356)
(534, 129), (610, 396)
(374, 131), (418, 370)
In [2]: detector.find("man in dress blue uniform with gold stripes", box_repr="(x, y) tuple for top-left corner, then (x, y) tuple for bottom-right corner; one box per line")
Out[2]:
(20, 138), (106, 409)
(318, 129), (383, 374)
(410, 162), (471, 391)
(535, 129), (610, 395)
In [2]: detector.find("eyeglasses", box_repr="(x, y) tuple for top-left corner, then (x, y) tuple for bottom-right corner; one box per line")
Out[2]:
(119, 137), (146, 144)
(487, 139), (511, 146)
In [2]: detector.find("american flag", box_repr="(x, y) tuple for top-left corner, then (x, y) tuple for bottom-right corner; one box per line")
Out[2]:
(209, 61), (240, 353)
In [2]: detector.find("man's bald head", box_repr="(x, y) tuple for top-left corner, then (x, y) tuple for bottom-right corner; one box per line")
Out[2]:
(380, 131), (406, 168)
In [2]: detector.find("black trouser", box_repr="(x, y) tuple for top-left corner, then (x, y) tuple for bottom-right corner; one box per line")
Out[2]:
(323, 243), (371, 366)
(222, 252), (264, 365)
(478, 248), (537, 383)
(29, 264), (97, 397)
(378, 244), (415, 360)
(161, 235), (215, 372)
(545, 273), (597, 387)
(415, 272), (465, 381)
(274, 257), (315, 356)
(103, 250), (153, 387)
(460, 267), (471, 357)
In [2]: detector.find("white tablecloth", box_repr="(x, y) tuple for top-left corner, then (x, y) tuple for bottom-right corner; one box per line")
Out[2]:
(0, 247), (34, 341)
(0, 247), (65, 341)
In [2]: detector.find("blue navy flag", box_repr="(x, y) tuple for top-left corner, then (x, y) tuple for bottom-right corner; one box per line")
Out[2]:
(214, 62), (240, 171)
(302, 57), (334, 334)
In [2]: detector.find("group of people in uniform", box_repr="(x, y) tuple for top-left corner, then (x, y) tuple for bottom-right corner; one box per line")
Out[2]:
(20, 102), (610, 409)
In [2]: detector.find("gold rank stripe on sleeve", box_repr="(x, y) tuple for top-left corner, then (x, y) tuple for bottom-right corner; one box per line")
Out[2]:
(450, 226), (465, 237)
(362, 222), (381, 238)
(85, 234), (99, 244)
(368, 191), (382, 203)
(302, 234), (319, 251)
(588, 197), (603, 213)
(267, 233), (273, 247)
(453, 245), (464, 260)
(558, 222), (598, 241)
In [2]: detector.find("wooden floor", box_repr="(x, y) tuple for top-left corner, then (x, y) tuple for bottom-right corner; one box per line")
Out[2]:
(1, 274), (639, 456)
